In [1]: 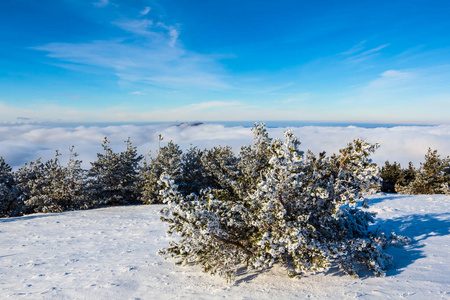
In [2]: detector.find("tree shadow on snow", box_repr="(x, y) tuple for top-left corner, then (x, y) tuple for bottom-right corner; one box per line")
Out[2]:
(292, 212), (450, 279)
(361, 194), (417, 206)
(234, 212), (449, 283)
(0, 213), (54, 223)
(234, 266), (263, 285)
(375, 212), (450, 276)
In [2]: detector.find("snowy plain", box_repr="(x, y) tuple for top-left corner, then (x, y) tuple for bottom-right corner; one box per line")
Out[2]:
(1, 194), (449, 299)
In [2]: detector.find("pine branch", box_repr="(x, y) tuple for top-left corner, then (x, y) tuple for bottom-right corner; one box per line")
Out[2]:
(212, 234), (254, 256)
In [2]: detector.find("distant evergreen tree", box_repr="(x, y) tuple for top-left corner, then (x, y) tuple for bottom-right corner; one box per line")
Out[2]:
(89, 137), (143, 206)
(380, 161), (417, 193)
(380, 161), (404, 193)
(401, 148), (450, 194)
(400, 162), (417, 188)
(0, 157), (23, 217)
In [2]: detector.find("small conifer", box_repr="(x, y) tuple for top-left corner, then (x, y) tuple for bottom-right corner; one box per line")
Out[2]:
(158, 124), (408, 281)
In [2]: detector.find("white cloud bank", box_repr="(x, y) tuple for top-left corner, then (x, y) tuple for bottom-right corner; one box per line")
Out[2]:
(0, 123), (449, 170)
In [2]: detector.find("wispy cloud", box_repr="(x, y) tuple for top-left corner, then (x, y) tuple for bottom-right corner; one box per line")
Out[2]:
(33, 13), (228, 91)
(342, 41), (390, 64)
(34, 36), (227, 90)
(130, 91), (147, 95)
(340, 40), (367, 56)
(113, 19), (155, 36)
(188, 100), (242, 110)
(0, 100), (244, 123)
(57, 94), (85, 99)
(367, 69), (416, 89)
(155, 22), (179, 47)
(360, 44), (390, 56)
(282, 93), (310, 104)
(93, 0), (109, 8)
(140, 7), (151, 16)
(143, 73), (230, 90)
(337, 69), (418, 108)
(332, 65), (450, 123)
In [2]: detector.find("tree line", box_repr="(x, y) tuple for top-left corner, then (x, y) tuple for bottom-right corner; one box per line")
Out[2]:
(0, 133), (271, 217)
(380, 148), (450, 194)
(1, 127), (449, 218)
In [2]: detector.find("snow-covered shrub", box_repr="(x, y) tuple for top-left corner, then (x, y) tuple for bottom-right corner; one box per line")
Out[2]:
(89, 137), (143, 206)
(159, 123), (408, 281)
(0, 157), (23, 217)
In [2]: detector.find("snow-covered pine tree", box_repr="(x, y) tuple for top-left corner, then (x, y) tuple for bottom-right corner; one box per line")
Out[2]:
(15, 158), (41, 214)
(64, 146), (90, 210)
(89, 137), (143, 206)
(139, 141), (182, 204)
(199, 145), (240, 200)
(158, 123), (408, 281)
(15, 149), (87, 213)
(178, 146), (206, 196)
(246, 132), (394, 277)
(15, 155), (61, 213)
(137, 153), (154, 204)
(118, 137), (143, 203)
(0, 157), (23, 217)
(37, 150), (67, 212)
(238, 123), (272, 197)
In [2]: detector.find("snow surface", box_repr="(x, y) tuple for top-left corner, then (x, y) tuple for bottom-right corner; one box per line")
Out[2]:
(1, 194), (449, 299)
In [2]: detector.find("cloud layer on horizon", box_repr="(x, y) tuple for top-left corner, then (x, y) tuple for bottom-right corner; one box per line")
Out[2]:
(1, 123), (449, 171)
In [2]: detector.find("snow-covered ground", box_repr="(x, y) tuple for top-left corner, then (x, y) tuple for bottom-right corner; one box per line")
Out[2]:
(1, 194), (449, 299)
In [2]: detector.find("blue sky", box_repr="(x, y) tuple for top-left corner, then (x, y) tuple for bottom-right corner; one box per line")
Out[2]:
(1, 0), (449, 124)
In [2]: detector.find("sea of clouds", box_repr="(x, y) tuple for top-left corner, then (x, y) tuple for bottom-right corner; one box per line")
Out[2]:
(1, 123), (449, 170)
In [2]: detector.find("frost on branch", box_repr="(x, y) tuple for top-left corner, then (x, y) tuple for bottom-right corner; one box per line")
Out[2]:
(158, 123), (408, 281)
